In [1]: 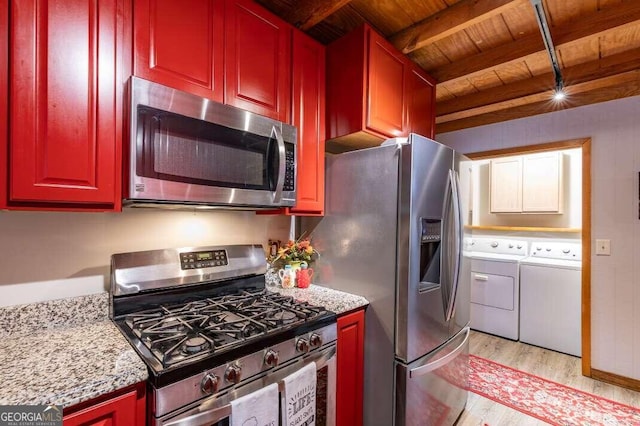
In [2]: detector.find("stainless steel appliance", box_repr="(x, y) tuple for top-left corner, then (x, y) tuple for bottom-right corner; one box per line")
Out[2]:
(110, 244), (336, 426)
(303, 134), (471, 425)
(124, 77), (298, 209)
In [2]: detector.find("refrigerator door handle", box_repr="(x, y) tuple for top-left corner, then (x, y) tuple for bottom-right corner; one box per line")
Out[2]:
(440, 171), (453, 313)
(445, 170), (462, 322)
(409, 327), (470, 379)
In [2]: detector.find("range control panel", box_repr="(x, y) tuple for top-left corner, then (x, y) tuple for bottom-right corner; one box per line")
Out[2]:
(180, 250), (228, 270)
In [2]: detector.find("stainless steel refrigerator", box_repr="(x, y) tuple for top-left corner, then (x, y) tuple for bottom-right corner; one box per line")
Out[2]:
(302, 134), (471, 426)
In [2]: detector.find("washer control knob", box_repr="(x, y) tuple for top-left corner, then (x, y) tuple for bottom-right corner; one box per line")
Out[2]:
(309, 333), (322, 347)
(562, 249), (571, 254)
(536, 246), (542, 250)
(517, 245), (523, 249)
(264, 349), (279, 367)
(546, 247), (552, 251)
(201, 373), (219, 394)
(225, 364), (242, 384)
(508, 243), (514, 248)
(296, 338), (310, 353)
(490, 241), (499, 248)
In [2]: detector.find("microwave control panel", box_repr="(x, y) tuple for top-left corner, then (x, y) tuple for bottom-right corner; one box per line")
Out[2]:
(284, 144), (295, 191)
(180, 250), (228, 270)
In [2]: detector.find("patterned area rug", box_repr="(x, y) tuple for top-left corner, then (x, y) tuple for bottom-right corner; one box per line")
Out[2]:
(469, 355), (640, 425)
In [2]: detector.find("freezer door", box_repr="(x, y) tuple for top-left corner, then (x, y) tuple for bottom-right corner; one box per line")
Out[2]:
(396, 134), (462, 362)
(395, 326), (470, 426)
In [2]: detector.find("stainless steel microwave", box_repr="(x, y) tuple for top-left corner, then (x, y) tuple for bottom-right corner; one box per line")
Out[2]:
(124, 77), (297, 209)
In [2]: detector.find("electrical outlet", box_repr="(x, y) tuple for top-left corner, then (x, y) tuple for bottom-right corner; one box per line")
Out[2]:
(595, 239), (611, 256)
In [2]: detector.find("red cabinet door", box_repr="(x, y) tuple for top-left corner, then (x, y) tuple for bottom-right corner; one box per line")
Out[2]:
(10, 0), (126, 207)
(0, 0), (7, 209)
(225, 0), (291, 122)
(134, 0), (224, 102)
(408, 64), (436, 139)
(289, 31), (325, 215)
(366, 28), (408, 138)
(63, 389), (137, 426)
(337, 309), (365, 426)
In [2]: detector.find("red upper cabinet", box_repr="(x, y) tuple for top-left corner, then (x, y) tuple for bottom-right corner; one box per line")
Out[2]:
(0, 0), (7, 209)
(337, 309), (365, 426)
(408, 64), (436, 139)
(134, 0), (224, 102)
(225, 0), (291, 122)
(10, 0), (128, 209)
(367, 29), (408, 139)
(327, 24), (436, 151)
(289, 31), (325, 215)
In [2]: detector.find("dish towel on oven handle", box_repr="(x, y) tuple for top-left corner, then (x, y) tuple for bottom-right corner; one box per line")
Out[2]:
(281, 361), (317, 426)
(230, 382), (278, 426)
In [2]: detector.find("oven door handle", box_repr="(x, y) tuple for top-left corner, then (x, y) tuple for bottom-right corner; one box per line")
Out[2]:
(272, 125), (286, 204)
(164, 406), (231, 426)
(162, 345), (336, 426)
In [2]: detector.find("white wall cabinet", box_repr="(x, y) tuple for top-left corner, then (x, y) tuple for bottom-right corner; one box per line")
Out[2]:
(490, 156), (522, 213)
(490, 152), (563, 213)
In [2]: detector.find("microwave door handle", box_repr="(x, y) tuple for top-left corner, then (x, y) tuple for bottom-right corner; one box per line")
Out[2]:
(272, 126), (286, 204)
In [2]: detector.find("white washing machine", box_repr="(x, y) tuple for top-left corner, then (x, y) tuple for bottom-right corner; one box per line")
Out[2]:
(468, 237), (529, 340)
(519, 242), (582, 357)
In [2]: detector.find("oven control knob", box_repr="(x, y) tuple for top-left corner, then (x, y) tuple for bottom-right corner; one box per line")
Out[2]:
(225, 364), (242, 384)
(264, 349), (279, 367)
(296, 338), (310, 353)
(309, 333), (322, 347)
(200, 373), (219, 395)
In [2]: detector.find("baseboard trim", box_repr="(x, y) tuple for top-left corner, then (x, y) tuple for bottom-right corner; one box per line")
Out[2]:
(591, 368), (640, 392)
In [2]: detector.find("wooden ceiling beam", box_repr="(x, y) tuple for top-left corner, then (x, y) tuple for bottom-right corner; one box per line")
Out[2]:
(430, 1), (640, 83)
(283, 0), (353, 31)
(389, 0), (524, 54)
(435, 70), (640, 133)
(437, 47), (640, 116)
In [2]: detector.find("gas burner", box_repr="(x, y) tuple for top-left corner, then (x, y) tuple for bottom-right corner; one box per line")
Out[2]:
(183, 336), (210, 354)
(159, 317), (186, 332)
(271, 310), (297, 322)
(121, 288), (332, 368)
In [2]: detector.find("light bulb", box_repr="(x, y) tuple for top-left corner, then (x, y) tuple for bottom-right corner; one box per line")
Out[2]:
(553, 89), (566, 101)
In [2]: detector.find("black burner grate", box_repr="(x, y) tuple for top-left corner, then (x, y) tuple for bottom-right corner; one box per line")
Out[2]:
(124, 289), (328, 367)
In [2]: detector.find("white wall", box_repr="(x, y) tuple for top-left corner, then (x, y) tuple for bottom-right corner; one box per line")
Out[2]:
(0, 209), (290, 306)
(437, 95), (640, 380)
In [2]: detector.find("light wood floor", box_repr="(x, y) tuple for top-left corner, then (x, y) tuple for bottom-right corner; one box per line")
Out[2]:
(457, 330), (640, 425)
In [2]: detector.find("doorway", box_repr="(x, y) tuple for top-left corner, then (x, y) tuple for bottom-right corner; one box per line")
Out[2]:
(465, 137), (592, 376)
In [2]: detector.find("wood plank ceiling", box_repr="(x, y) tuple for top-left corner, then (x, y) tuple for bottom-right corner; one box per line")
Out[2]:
(254, 0), (640, 134)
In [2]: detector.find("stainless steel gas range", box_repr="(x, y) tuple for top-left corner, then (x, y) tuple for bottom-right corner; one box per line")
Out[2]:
(110, 244), (337, 426)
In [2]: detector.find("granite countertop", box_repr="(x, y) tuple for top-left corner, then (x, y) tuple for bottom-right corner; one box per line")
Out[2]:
(0, 293), (148, 408)
(268, 284), (369, 315)
(0, 284), (366, 408)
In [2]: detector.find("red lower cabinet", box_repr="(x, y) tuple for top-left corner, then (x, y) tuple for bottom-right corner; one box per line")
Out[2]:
(337, 309), (365, 426)
(63, 384), (145, 426)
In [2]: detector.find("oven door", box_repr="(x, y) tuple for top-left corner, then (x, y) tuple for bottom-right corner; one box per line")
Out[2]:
(158, 344), (336, 426)
(127, 77), (297, 208)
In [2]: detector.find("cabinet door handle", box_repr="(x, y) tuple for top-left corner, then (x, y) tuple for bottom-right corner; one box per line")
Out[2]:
(473, 274), (489, 281)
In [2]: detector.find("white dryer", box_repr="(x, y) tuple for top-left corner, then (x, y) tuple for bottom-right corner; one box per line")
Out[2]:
(519, 242), (582, 357)
(468, 238), (528, 340)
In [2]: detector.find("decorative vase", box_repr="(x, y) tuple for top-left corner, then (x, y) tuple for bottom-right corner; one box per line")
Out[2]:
(296, 263), (314, 289)
(278, 265), (295, 288)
